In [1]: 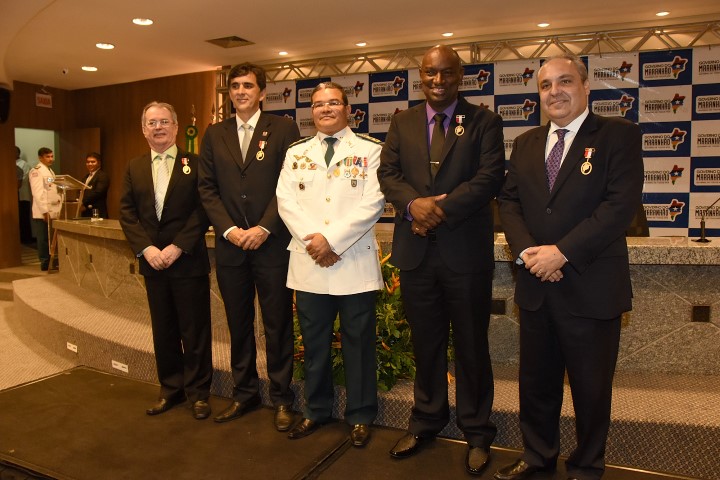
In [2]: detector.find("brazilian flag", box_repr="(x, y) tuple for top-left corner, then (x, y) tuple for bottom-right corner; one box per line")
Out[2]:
(185, 125), (198, 154)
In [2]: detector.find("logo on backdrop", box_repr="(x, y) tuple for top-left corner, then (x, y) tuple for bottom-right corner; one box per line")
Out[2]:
(592, 94), (635, 117)
(644, 165), (685, 185)
(372, 76), (405, 97)
(696, 95), (720, 114)
(460, 70), (491, 91)
(499, 68), (535, 87)
(645, 199), (686, 222)
(350, 109), (366, 129)
(498, 99), (537, 121)
(643, 56), (688, 80)
(694, 168), (720, 186)
(642, 128), (687, 151)
(592, 61), (633, 82)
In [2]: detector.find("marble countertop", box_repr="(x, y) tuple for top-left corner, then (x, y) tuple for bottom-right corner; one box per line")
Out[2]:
(54, 220), (720, 266)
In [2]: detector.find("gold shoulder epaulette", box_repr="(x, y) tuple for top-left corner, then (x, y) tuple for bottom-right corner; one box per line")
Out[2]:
(356, 133), (383, 144)
(289, 136), (314, 148)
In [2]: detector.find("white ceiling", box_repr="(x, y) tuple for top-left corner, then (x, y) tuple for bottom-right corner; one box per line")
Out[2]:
(1, 0), (719, 91)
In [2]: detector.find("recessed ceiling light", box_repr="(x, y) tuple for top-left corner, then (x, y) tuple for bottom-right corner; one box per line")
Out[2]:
(537, 23), (550, 28)
(81, 66), (98, 72)
(96, 43), (115, 50)
(132, 18), (153, 26)
(656, 11), (669, 17)
(356, 42), (367, 47)
(279, 51), (288, 56)
(442, 32), (453, 37)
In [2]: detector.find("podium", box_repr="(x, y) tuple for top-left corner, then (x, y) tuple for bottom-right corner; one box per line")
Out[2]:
(49, 175), (90, 270)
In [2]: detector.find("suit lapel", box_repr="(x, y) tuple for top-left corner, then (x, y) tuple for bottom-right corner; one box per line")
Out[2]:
(414, 105), (432, 179)
(163, 150), (187, 210)
(437, 98), (469, 171)
(220, 117), (244, 169)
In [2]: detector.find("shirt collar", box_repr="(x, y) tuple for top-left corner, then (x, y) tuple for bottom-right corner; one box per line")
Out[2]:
(151, 144), (178, 160)
(235, 109), (262, 130)
(426, 99), (459, 125)
(549, 107), (589, 137)
(317, 125), (351, 143)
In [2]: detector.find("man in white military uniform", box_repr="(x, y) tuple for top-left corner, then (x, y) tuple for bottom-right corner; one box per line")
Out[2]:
(29, 147), (62, 271)
(277, 81), (385, 447)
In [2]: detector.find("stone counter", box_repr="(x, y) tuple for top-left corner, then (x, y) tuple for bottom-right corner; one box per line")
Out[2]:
(53, 219), (720, 375)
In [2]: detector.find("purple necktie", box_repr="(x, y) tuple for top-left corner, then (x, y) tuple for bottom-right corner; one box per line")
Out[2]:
(546, 129), (567, 190)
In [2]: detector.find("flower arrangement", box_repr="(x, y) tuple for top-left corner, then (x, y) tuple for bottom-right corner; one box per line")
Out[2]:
(292, 250), (417, 391)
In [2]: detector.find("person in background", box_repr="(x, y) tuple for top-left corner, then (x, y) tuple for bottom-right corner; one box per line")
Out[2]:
(377, 45), (505, 475)
(80, 152), (110, 218)
(277, 81), (385, 447)
(495, 54), (644, 480)
(16, 146), (34, 243)
(29, 147), (61, 271)
(119, 101), (213, 420)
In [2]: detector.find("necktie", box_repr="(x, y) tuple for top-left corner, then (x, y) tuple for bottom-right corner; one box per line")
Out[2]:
(324, 137), (337, 166)
(241, 124), (252, 162)
(154, 154), (170, 220)
(546, 129), (568, 190)
(429, 113), (446, 177)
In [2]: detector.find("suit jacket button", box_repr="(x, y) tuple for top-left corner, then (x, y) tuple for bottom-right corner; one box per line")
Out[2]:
(241, 194), (247, 199)
(241, 173), (246, 179)
(546, 208), (552, 214)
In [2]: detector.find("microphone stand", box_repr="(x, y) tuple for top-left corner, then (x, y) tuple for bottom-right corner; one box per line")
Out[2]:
(693, 195), (720, 243)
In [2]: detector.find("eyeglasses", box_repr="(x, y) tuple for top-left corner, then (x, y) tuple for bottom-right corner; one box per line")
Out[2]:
(311, 100), (346, 110)
(145, 119), (175, 128)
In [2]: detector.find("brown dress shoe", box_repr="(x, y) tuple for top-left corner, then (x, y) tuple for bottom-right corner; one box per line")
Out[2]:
(287, 418), (322, 439)
(146, 396), (185, 416)
(274, 405), (294, 431)
(192, 400), (211, 420)
(213, 395), (261, 423)
(494, 459), (552, 480)
(389, 432), (430, 458)
(350, 424), (371, 447)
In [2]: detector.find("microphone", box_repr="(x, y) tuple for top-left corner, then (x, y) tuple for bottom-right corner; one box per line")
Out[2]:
(693, 195), (720, 243)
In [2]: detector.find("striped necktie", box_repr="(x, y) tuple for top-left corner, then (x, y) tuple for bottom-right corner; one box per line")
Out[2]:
(154, 154), (170, 220)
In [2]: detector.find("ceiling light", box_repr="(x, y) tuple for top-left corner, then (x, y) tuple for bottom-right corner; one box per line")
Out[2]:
(81, 66), (98, 72)
(656, 11), (669, 17)
(132, 18), (153, 26)
(537, 23), (550, 28)
(356, 42), (367, 47)
(442, 32), (453, 37)
(95, 43), (114, 50)
(279, 51), (288, 56)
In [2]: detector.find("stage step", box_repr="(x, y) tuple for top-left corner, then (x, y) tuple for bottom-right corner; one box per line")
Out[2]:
(9, 274), (717, 479)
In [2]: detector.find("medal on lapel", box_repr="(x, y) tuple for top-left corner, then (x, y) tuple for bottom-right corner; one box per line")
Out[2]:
(581, 148), (595, 175)
(181, 157), (191, 174)
(455, 115), (465, 136)
(256, 132), (269, 160)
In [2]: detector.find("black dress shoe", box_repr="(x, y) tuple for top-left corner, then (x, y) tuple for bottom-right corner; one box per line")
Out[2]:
(389, 432), (430, 458)
(146, 396), (185, 416)
(192, 400), (211, 420)
(494, 459), (552, 480)
(287, 418), (322, 439)
(274, 405), (294, 431)
(466, 446), (490, 475)
(213, 395), (261, 423)
(350, 424), (371, 447)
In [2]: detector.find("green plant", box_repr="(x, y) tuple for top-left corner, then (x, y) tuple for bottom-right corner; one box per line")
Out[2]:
(292, 250), (417, 391)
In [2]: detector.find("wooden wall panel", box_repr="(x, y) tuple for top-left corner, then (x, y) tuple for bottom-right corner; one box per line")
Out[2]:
(0, 71), (215, 268)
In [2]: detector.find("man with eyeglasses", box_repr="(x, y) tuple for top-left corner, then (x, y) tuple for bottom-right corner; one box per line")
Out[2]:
(198, 63), (300, 430)
(378, 45), (505, 475)
(119, 101), (213, 420)
(276, 82), (385, 446)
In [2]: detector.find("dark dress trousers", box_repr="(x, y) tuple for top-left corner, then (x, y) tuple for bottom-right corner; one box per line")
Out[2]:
(497, 113), (644, 479)
(198, 113), (300, 406)
(378, 96), (505, 448)
(119, 150), (212, 403)
(81, 169), (110, 218)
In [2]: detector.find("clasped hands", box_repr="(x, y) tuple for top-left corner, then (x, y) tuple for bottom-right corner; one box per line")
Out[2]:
(227, 226), (269, 251)
(304, 233), (340, 268)
(410, 194), (447, 237)
(144, 244), (182, 271)
(522, 245), (566, 283)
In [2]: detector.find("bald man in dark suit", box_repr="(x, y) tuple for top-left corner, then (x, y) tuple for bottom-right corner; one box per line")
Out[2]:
(496, 55), (644, 480)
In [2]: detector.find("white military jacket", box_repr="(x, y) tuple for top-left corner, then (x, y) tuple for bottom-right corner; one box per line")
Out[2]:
(29, 162), (62, 219)
(277, 127), (385, 295)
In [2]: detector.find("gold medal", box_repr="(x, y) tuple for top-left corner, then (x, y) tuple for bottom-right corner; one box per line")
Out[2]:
(183, 165), (191, 174)
(581, 161), (592, 175)
(256, 150), (265, 161)
(455, 125), (465, 136)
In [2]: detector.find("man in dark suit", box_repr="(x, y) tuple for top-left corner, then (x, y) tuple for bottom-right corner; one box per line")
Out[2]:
(80, 152), (110, 218)
(119, 101), (213, 420)
(495, 55), (644, 480)
(198, 63), (299, 431)
(378, 45), (505, 475)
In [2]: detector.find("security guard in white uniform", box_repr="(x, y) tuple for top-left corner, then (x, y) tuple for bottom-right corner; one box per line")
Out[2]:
(29, 147), (62, 270)
(277, 82), (384, 447)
